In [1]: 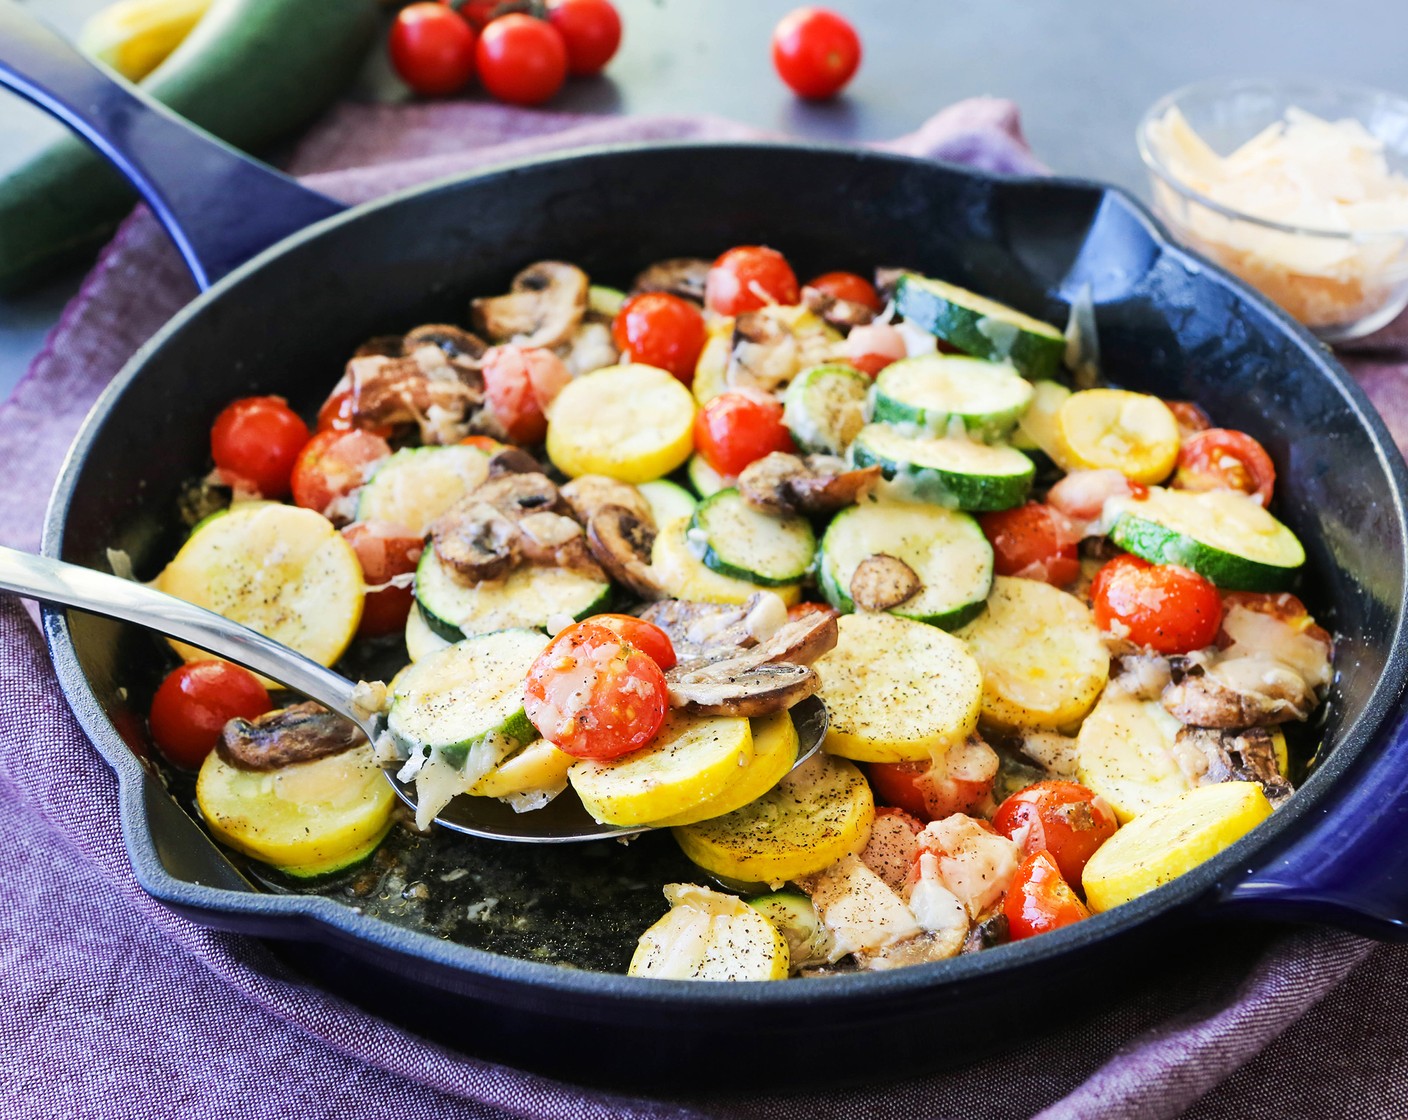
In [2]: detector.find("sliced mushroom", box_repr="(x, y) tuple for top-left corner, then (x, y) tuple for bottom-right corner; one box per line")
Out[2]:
(586, 505), (662, 599)
(430, 501), (521, 583)
(517, 510), (606, 581)
(345, 351), (483, 444)
(404, 323), (488, 363)
(1172, 726), (1294, 806)
(638, 599), (756, 659)
(561, 475), (654, 528)
(487, 446), (545, 477)
(850, 555), (921, 612)
(728, 311), (801, 394)
(738, 452), (880, 516)
(1162, 651), (1317, 727)
(354, 335), (406, 359)
(470, 261), (589, 350)
(802, 284), (876, 332)
(749, 606), (838, 667)
(470, 472), (565, 518)
(861, 928), (967, 971)
(666, 660), (819, 717)
(959, 912), (1010, 955)
(631, 257), (712, 304)
(218, 702), (365, 772)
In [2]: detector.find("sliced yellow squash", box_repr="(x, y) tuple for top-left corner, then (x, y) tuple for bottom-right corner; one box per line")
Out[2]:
(569, 712), (754, 826)
(469, 738), (575, 799)
(691, 323), (733, 406)
(673, 754), (874, 887)
(651, 517), (803, 606)
(628, 884), (789, 981)
(815, 612), (983, 763)
(1054, 389), (1180, 483)
(546, 364), (696, 482)
(647, 709), (799, 827)
(956, 576), (1110, 731)
(196, 744), (396, 878)
(404, 603), (452, 662)
(1083, 781), (1273, 911)
(79, 0), (212, 81)
(1075, 688), (1192, 822)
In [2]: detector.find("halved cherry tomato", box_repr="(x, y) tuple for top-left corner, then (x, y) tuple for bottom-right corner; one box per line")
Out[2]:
(611, 292), (707, 383)
(290, 430), (392, 521)
(693, 390), (795, 476)
(210, 395), (310, 499)
(546, 0), (621, 76)
(1220, 591), (1332, 648)
(389, 3), (477, 97)
(1003, 849), (1090, 940)
(582, 613), (677, 671)
(704, 246), (800, 316)
(1164, 400), (1212, 439)
(992, 780), (1117, 886)
(523, 621), (668, 760)
(866, 760), (992, 823)
(1173, 428), (1276, 508)
(475, 13), (567, 106)
(771, 7), (861, 100)
(805, 271), (882, 312)
(459, 434), (509, 454)
(148, 660), (271, 769)
(1091, 553), (1223, 655)
(843, 321), (907, 376)
(481, 345), (572, 444)
(342, 522), (423, 638)
(977, 502), (1081, 586)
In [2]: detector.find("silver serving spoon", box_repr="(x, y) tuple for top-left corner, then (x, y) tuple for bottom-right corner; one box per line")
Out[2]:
(0, 544), (826, 842)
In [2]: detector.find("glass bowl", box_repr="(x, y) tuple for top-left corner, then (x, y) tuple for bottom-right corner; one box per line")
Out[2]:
(1137, 79), (1408, 342)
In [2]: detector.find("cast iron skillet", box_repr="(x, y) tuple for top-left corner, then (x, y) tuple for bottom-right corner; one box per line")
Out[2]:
(7, 4), (1408, 1089)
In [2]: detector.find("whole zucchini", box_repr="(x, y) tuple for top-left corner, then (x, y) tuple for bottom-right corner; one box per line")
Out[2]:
(0, 0), (379, 294)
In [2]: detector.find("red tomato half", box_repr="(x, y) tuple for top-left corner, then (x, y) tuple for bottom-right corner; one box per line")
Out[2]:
(342, 522), (424, 638)
(481, 345), (571, 444)
(693, 391), (795, 477)
(612, 292), (707, 383)
(866, 759), (992, 823)
(581, 613), (677, 671)
(1173, 428), (1276, 508)
(771, 7), (861, 100)
(210, 395), (310, 499)
(523, 622), (668, 760)
(148, 661), (271, 769)
(705, 246), (800, 316)
(290, 429), (392, 521)
(1003, 849), (1090, 941)
(1091, 554), (1223, 655)
(992, 780), (1117, 885)
(476, 13), (567, 106)
(805, 271), (882, 312)
(1164, 400), (1212, 439)
(547, 0), (621, 76)
(978, 502), (1081, 586)
(389, 3), (477, 96)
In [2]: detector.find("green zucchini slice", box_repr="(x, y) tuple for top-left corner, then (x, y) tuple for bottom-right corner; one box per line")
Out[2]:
(691, 488), (817, 586)
(872, 355), (1034, 440)
(783, 363), (872, 455)
(895, 273), (1065, 380)
(851, 424), (1034, 511)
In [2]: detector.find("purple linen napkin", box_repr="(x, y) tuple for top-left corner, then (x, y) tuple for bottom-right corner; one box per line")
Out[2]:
(1, 97), (1405, 1120)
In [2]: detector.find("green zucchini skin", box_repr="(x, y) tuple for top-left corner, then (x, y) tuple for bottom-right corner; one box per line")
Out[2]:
(1108, 513), (1300, 592)
(0, 0), (379, 293)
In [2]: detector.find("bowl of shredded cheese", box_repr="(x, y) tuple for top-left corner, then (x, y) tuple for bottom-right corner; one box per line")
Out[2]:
(1138, 79), (1408, 341)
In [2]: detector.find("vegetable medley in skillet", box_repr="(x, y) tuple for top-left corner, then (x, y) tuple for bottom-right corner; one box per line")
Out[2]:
(144, 245), (1332, 980)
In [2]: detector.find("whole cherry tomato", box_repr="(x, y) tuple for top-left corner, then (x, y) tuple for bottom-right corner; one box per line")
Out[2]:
(1164, 400), (1212, 439)
(693, 390), (795, 476)
(547, 0), (621, 76)
(1173, 428), (1276, 508)
(993, 780), (1118, 886)
(342, 522), (424, 638)
(481, 345), (571, 444)
(290, 429), (392, 521)
(611, 292), (707, 383)
(704, 246), (800, 316)
(210, 396), (310, 499)
(389, 3), (478, 96)
(523, 621), (668, 760)
(476, 13), (568, 106)
(1003, 849), (1090, 940)
(805, 270), (882, 312)
(148, 660), (271, 769)
(445, 0), (502, 30)
(771, 7), (861, 100)
(977, 502), (1081, 586)
(1091, 553), (1223, 654)
(866, 759), (993, 823)
(581, 613), (677, 670)
(844, 321), (907, 376)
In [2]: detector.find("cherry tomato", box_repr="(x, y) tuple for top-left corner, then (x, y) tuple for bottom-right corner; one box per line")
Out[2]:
(148, 660), (271, 769)
(992, 780), (1118, 886)
(459, 434), (509, 454)
(290, 429), (392, 521)
(844, 321), (907, 376)
(1220, 591), (1332, 648)
(805, 271), (882, 312)
(693, 391), (795, 477)
(1164, 400), (1212, 439)
(523, 621), (668, 760)
(771, 7), (860, 100)
(476, 13), (567, 106)
(581, 613), (677, 670)
(866, 760), (992, 823)
(342, 522), (424, 638)
(787, 601), (839, 625)
(1091, 553), (1223, 655)
(389, 3), (477, 97)
(547, 0), (621, 76)
(316, 382), (394, 438)
(210, 396), (310, 499)
(446, 0), (502, 30)
(977, 502), (1081, 586)
(1173, 428), (1276, 508)
(611, 292), (707, 383)
(481, 345), (571, 444)
(704, 246), (800, 316)
(1003, 849), (1090, 940)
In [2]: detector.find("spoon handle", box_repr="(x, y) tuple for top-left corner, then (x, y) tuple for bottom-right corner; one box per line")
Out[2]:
(0, 545), (362, 721)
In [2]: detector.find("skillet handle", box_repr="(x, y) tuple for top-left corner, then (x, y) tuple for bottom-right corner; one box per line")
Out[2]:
(0, 0), (345, 290)
(1217, 695), (1408, 940)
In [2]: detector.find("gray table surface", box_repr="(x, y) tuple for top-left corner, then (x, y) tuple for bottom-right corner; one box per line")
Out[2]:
(1, 0), (1404, 395)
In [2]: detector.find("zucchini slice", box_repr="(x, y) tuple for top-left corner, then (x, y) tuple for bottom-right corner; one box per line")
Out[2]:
(648, 709), (800, 828)
(871, 355), (1034, 441)
(1053, 389), (1180, 484)
(851, 423), (1034, 511)
(894, 273), (1065, 379)
(414, 544), (612, 640)
(355, 445), (490, 536)
(783, 363), (871, 455)
(652, 517), (803, 606)
(747, 889), (834, 970)
(691, 488), (817, 586)
(815, 612), (983, 762)
(404, 600), (453, 662)
(818, 500), (993, 628)
(629, 884), (790, 981)
(468, 738), (575, 800)
(546, 363), (696, 483)
(638, 478), (698, 527)
(1075, 688), (1191, 822)
(1106, 487), (1305, 591)
(686, 452), (732, 499)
